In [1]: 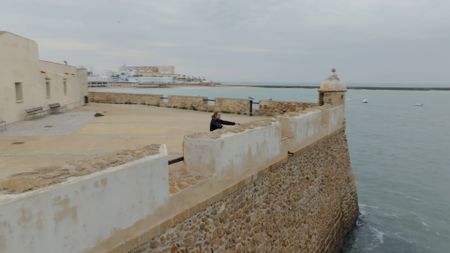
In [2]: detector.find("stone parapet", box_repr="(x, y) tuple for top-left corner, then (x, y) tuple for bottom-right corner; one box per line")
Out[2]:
(183, 119), (283, 178)
(258, 100), (317, 116)
(277, 105), (345, 153)
(0, 145), (169, 253)
(214, 97), (251, 115)
(167, 95), (208, 111)
(88, 92), (162, 106)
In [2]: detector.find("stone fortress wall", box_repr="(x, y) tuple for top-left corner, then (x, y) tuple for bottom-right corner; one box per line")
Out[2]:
(135, 130), (357, 253)
(0, 70), (358, 252)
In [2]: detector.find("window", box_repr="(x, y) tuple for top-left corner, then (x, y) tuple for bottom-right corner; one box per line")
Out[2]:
(46, 79), (51, 98)
(63, 79), (67, 96)
(15, 82), (23, 102)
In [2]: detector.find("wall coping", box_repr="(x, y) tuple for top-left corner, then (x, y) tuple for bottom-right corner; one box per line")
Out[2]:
(0, 145), (167, 201)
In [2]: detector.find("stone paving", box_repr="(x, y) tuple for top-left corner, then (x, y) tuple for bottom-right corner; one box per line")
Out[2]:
(169, 162), (207, 194)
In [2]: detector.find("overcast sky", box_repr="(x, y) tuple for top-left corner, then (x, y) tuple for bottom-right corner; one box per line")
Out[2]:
(1, 0), (450, 84)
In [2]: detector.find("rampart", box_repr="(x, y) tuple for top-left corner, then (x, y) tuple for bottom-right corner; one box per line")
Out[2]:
(0, 72), (358, 252)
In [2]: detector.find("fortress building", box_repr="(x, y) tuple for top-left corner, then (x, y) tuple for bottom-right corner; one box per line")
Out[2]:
(0, 32), (88, 124)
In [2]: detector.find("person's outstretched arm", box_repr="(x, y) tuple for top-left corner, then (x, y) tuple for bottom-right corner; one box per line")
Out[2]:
(219, 119), (236, 125)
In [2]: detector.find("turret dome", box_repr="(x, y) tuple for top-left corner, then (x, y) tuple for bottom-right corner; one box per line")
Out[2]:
(319, 69), (347, 92)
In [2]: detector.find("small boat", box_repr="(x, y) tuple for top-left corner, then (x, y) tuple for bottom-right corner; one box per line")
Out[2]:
(362, 99), (368, 103)
(414, 103), (424, 107)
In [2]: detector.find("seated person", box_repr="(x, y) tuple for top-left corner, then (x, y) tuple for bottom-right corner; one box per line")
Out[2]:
(210, 112), (237, 131)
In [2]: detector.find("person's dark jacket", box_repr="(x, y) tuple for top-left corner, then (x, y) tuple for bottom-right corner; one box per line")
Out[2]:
(210, 119), (236, 131)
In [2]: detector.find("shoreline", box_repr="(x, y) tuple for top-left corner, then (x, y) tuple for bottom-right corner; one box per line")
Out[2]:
(220, 84), (450, 91)
(91, 82), (450, 91)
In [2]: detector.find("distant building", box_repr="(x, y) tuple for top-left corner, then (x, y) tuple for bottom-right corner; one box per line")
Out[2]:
(118, 65), (176, 84)
(0, 32), (88, 124)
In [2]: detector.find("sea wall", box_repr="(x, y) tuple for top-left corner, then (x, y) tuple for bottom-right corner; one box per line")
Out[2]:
(89, 92), (162, 106)
(0, 145), (169, 253)
(214, 97), (251, 115)
(167, 95), (208, 111)
(132, 130), (358, 253)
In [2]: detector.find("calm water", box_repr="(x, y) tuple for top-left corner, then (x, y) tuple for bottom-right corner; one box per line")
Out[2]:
(92, 86), (450, 252)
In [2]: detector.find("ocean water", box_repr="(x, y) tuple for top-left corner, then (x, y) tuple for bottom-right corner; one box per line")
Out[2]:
(91, 86), (450, 252)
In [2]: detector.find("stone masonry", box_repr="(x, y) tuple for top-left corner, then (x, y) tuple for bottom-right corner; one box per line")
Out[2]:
(258, 100), (317, 116)
(131, 130), (358, 253)
(167, 96), (208, 111)
(214, 98), (250, 115)
(89, 92), (162, 106)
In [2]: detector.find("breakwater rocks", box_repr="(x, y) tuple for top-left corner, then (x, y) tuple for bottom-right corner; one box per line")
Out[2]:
(132, 130), (358, 253)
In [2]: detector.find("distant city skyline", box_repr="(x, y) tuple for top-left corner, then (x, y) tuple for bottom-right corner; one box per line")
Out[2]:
(1, 0), (450, 85)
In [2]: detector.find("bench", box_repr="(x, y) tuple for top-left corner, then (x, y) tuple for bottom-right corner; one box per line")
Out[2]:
(48, 103), (64, 114)
(25, 106), (45, 119)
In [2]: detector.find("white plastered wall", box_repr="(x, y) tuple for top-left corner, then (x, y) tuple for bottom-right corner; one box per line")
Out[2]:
(278, 105), (345, 153)
(183, 105), (345, 178)
(184, 121), (283, 178)
(0, 145), (169, 253)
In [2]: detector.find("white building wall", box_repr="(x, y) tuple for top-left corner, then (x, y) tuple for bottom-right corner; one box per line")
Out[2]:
(0, 32), (87, 124)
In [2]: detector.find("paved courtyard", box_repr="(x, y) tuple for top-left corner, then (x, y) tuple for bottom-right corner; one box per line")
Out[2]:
(0, 103), (265, 181)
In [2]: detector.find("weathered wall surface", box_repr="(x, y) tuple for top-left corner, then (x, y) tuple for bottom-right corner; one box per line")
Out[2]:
(278, 105), (345, 153)
(0, 145), (169, 253)
(133, 130), (358, 253)
(184, 120), (283, 178)
(258, 100), (317, 116)
(321, 91), (345, 106)
(214, 97), (250, 114)
(167, 95), (208, 111)
(89, 92), (162, 106)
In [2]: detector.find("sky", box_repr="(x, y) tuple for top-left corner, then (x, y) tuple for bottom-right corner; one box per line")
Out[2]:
(1, 0), (450, 84)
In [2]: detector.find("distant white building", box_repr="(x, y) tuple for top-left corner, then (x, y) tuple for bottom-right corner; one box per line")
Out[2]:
(0, 32), (88, 124)
(118, 65), (176, 84)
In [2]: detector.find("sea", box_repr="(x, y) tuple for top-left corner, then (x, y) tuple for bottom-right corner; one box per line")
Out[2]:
(91, 85), (450, 252)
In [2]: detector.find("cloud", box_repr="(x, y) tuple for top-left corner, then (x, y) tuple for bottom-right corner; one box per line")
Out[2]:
(222, 46), (272, 53)
(38, 38), (100, 51)
(1, 0), (450, 83)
